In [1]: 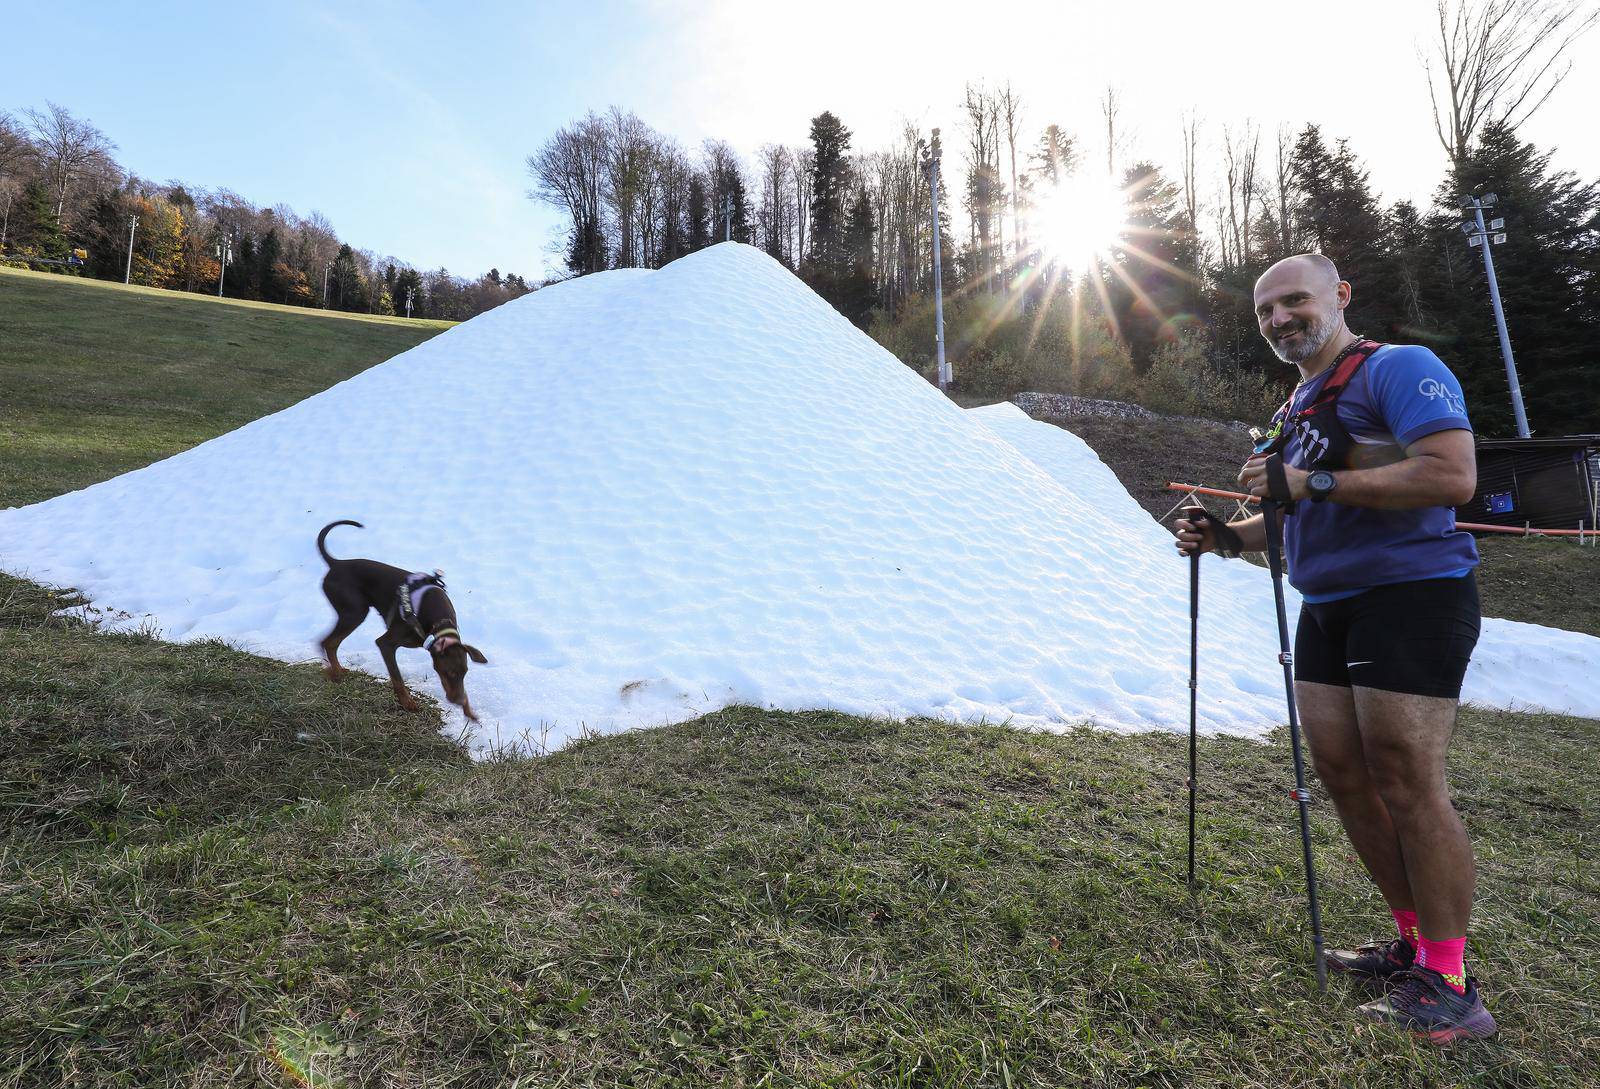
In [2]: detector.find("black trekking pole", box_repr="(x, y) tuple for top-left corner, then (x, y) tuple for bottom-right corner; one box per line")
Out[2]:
(1259, 453), (1328, 992)
(1181, 505), (1205, 892)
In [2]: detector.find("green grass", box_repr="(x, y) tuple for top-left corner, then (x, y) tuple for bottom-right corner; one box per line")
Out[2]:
(2, 270), (1598, 1086)
(0, 266), (452, 509)
(3, 569), (1597, 1085)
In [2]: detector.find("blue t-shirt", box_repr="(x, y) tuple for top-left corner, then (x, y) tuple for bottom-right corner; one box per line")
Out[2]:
(1279, 343), (1479, 600)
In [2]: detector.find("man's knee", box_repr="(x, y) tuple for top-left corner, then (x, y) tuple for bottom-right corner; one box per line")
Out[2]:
(1365, 751), (1446, 819)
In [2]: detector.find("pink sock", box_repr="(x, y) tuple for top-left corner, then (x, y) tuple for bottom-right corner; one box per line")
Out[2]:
(1416, 935), (1468, 994)
(1392, 908), (1420, 950)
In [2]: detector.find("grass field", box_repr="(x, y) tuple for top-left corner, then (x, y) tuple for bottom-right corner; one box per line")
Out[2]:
(2, 271), (1597, 1086)
(0, 266), (452, 509)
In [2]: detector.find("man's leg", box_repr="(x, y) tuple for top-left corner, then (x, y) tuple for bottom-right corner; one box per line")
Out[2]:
(1352, 687), (1473, 940)
(1298, 680), (1416, 915)
(1351, 685), (1496, 1041)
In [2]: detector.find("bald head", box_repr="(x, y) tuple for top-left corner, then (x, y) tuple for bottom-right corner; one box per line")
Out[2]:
(1259, 252), (1340, 294)
(1253, 252), (1351, 366)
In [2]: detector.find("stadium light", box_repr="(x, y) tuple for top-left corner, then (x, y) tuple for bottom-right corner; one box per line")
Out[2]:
(1459, 194), (1528, 437)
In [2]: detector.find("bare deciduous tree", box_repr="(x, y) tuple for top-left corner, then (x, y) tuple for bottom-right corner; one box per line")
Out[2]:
(1101, 86), (1120, 178)
(527, 112), (609, 274)
(0, 111), (32, 182)
(962, 83), (1004, 291)
(23, 101), (116, 224)
(1218, 122), (1260, 272)
(1179, 112), (1202, 235)
(1424, 0), (1600, 166)
(999, 84), (1024, 257)
(604, 108), (656, 268)
(1270, 124), (1295, 259)
(791, 146), (814, 269)
(756, 143), (793, 265)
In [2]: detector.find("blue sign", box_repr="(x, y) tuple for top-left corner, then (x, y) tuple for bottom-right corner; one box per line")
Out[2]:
(1486, 490), (1515, 514)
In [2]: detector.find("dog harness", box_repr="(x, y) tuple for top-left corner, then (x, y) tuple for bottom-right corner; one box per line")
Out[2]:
(393, 570), (446, 643)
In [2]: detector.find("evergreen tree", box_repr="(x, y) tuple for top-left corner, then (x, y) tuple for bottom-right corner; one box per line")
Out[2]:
(1107, 163), (1204, 371)
(839, 186), (877, 326)
(1288, 125), (1398, 339)
(806, 111), (852, 272)
(257, 226), (283, 302)
(330, 243), (367, 312)
(1428, 123), (1600, 435)
(687, 174), (711, 252)
(14, 179), (67, 264)
(234, 233), (259, 299)
(82, 190), (129, 280)
(393, 267), (423, 317)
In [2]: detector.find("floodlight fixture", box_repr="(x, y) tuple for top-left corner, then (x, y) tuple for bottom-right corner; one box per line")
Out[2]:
(1481, 193), (1498, 206)
(1492, 233), (1507, 245)
(1459, 221), (1477, 235)
(1489, 217), (1505, 231)
(1468, 234), (1484, 247)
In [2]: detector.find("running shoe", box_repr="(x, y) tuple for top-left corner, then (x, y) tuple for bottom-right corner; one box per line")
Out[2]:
(1359, 966), (1498, 1044)
(1326, 936), (1414, 984)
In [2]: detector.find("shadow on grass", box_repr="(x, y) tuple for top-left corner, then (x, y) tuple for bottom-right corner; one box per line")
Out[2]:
(0, 572), (468, 852)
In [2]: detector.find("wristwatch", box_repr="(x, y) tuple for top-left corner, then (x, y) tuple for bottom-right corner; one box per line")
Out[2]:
(1307, 469), (1338, 503)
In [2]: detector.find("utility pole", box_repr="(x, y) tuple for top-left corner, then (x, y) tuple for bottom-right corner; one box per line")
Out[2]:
(929, 128), (949, 392)
(1458, 193), (1530, 438)
(123, 213), (139, 284)
(215, 233), (233, 297)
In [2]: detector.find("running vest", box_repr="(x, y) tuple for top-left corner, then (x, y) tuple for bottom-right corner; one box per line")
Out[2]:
(1255, 338), (1383, 470)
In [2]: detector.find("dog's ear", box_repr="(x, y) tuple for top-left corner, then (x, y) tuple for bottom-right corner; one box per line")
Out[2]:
(463, 644), (488, 664)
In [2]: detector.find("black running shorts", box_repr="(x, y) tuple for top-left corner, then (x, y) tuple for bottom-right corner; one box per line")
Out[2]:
(1294, 575), (1481, 699)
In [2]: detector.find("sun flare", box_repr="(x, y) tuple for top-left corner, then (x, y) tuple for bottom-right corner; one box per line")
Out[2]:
(1032, 176), (1129, 270)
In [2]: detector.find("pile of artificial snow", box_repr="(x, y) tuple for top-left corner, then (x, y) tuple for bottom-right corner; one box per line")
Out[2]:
(3, 244), (1596, 754)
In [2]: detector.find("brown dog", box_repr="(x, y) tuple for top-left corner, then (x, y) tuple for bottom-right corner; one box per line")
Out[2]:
(315, 519), (487, 721)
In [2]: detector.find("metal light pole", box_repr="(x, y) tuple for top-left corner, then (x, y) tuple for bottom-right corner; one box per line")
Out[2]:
(721, 195), (733, 242)
(1459, 193), (1530, 438)
(123, 213), (139, 284)
(215, 234), (233, 297)
(929, 128), (949, 392)
(404, 286), (415, 319)
(322, 261), (333, 307)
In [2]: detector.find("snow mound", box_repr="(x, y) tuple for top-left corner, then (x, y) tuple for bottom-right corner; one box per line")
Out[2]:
(3, 243), (1595, 753)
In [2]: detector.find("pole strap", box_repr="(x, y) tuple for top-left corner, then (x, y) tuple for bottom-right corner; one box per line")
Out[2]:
(1264, 453), (1296, 512)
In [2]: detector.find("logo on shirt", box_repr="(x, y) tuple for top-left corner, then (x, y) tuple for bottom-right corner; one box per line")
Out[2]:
(1417, 377), (1466, 416)
(1295, 421), (1331, 464)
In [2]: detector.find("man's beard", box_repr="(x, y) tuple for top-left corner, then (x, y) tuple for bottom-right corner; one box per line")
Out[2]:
(1268, 310), (1340, 363)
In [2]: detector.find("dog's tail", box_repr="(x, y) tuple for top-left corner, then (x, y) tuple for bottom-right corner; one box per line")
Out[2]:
(316, 520), (364, 565)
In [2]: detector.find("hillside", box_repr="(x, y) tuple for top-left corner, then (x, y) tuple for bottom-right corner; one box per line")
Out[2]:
(1, 271), (1596, 1086)
(0, 267), (452, 509)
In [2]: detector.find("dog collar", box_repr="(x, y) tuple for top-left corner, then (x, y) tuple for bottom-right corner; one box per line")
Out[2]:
(427, 626), (460, 651)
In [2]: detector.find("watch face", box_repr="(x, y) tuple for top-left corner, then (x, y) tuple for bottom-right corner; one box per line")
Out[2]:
(1310, 470), (1336, 494)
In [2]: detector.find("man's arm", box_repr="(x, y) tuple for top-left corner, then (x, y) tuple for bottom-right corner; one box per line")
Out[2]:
(1237, 429), (1477, 510)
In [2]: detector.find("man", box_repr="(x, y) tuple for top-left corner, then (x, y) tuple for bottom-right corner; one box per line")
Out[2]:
(1176, 253), (1495, 1044)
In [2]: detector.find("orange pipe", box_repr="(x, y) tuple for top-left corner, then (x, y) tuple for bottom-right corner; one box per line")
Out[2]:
(1165, 483), (1593, 540)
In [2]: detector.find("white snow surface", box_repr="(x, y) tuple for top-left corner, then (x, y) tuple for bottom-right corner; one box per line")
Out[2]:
(3, 243), (1596, 754)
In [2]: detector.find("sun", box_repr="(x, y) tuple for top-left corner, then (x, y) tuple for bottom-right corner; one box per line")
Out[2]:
(1031, 176), (1129, 270)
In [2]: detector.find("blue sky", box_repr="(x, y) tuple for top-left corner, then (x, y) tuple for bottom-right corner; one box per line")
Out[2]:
(8, 1), (1598, 278)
